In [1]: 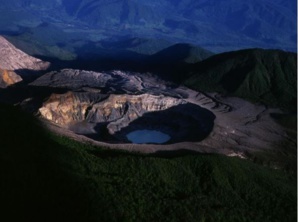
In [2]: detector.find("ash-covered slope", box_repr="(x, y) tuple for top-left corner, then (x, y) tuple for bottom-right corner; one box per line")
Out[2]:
(30, 69), (180, 96)
(0, 36), (50, 71)
(0, 36), (50, 87)
(185, 49), (297, 112)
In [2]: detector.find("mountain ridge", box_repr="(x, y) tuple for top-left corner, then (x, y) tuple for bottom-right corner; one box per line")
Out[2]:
(184, 48), (297, 112)
(0, 0), (296, 53)
(0, 36), (50, 71)
(149, 43), (213, 64)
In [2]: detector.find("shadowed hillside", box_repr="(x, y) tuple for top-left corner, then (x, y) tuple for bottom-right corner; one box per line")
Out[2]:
(185, 49), (297, 112)
(149, 43), (213, 64)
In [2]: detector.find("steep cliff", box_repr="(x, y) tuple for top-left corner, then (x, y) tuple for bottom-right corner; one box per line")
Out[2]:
(39, 92), (186, 133)
(39, 90), (217, 143)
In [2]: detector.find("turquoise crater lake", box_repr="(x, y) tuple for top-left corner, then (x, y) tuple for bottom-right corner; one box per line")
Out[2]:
(126, 130), (171, 144)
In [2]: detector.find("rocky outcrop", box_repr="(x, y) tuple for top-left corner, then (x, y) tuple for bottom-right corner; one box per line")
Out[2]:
(31, 69), (113, 90)
(31, 69), (183, 97)
(0, 36), (50, 71)
(39, 91), (108, 125)
(39, 91), (217, 143)
(91, 94), (187, 134)
(0, 69), (22, 88)
(39, 92), (186, 134)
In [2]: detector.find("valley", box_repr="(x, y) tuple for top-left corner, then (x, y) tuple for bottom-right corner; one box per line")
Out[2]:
(0, 0), (296, 61)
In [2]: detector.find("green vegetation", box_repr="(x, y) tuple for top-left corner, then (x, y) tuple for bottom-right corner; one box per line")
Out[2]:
(0, 103), (296, 222)
(184, 49), (297, 112)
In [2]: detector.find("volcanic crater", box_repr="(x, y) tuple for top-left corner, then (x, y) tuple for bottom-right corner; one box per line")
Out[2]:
(30, 68), (289, 155)
(31, 69), (217, 144)
(39, 91), (215, 144)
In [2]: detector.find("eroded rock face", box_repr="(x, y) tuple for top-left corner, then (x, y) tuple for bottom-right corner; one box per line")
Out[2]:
(39, 92), (188, 134)
(0, 36), (50, 71)
(39, 91), (108, 125)
(30, 69), (181, 97)
(32, 69), (112, 90)
(33, 68), (290, 156)
(39, 90), (216, 143)
(35, 69), (218, 143)
(92, 94), (187, 134)
(0, 69), (22, 88)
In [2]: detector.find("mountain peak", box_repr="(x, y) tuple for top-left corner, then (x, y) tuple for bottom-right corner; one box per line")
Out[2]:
(0, 36), (50, 71)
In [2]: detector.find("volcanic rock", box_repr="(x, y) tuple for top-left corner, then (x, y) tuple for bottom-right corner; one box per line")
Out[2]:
(39, 92), (187, 135)
(33, 68), (292, 156)
(0, 36), (50, 71)
(30, 69), (183, 97)
(0, 69), (22, 88)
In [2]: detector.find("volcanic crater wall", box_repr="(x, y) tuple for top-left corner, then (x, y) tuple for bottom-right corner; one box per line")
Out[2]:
(39, 91), (215, 143)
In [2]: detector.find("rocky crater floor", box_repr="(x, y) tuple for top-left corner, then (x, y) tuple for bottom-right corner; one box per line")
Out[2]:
(29, 69), (293, 157)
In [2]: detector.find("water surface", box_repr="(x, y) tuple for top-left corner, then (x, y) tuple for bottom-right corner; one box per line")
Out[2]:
(126, 130), (170, 144)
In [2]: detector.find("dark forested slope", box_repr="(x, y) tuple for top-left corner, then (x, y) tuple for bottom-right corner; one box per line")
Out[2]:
(0, 103), (296, 222)
(185, 49), (297, 111)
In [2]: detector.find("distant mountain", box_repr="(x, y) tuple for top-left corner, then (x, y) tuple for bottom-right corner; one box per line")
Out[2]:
(184, 49), (297, 111)
(5, 29), (174, 60)
(138, 43), (214, 81)
(3, 23), (79, 60)
(100, 37), (174, 56)
(74, 37), (175, 61)
(0, 0), (296, 53)
(149, 43), (213, 64)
